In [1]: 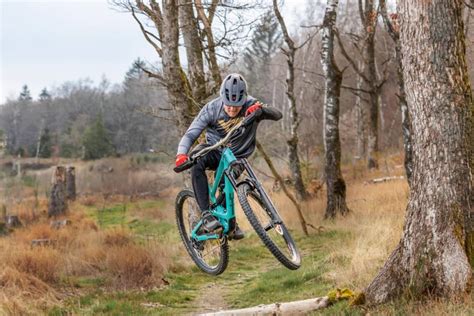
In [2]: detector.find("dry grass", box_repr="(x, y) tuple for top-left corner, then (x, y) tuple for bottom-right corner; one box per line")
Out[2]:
(323, 179), (407, 289)
(1, 153), (468, 314)
(0, 198), (173, 314)
(249, 154), (408, 292)
(105, 243), (164, 289)
(0, 266), (62, 315)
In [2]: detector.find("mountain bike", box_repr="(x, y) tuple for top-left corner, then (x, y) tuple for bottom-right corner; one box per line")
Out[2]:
(173, 114), (301, 275)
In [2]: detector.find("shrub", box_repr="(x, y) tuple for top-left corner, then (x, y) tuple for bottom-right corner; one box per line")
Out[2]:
(11, 248), (62, 283)
(105, 244), (158, 289)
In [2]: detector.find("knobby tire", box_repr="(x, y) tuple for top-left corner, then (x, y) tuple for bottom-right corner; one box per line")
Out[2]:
(175, 189), (229, 275)
(237, 183), (301, 270)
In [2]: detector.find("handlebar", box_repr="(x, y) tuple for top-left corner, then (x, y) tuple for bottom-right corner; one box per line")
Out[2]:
(173, 111), (260, 174)
(173, 158), (195, 173)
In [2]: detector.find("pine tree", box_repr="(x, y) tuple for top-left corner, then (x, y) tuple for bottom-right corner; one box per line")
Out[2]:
(243, 11), (283, 71)
(124, 58), (147, 85)
(82, 115), (115, 160)
(242, 10), (283, 99)
(18, 85), (32, 101)
(38, 128), (52, 158)
(39, 88), (52, 102)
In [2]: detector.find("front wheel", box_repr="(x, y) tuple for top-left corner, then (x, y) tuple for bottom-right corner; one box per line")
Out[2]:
(237, 183), (301, 270)
(175, 189), (228, 275)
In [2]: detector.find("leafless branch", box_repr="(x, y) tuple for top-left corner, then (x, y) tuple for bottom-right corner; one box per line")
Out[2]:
(301, 24), (322, 29)
(295, 29), (321, 50)
(135, 108), (176, 122)
(335, 29), (371, 83)
(341, 84), (372, 94)
(135, 63), (167, 86)
(131, 6), (163, 57)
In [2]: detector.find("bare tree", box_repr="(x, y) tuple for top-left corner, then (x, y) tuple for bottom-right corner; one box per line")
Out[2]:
(179, 0), (207, 104)
(380, 0), (413, 185)
(320, 0), (349, 219)
(273, 0), (309, 200)
(336, 0), (385, 169)
(364, 0), (473, 304)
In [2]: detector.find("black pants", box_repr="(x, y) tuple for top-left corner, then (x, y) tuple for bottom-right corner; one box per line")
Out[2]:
(191, 149), (222, 212)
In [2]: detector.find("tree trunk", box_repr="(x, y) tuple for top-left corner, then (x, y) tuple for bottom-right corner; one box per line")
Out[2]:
(380, 0), (413, 185)
(364, 0), (379, 169)
(194, 0), (222, 92)
(365, 0), (473, 304)
(355, 61), (366, 159)
(48, 166), (68, 218)
(321, 0), (349, 219)
(179, 0), (207, 104)
(161, 0), (196, 134)
(66, 166), (76, 201)
(273, 0), (308, 201)
(35, 119), (45, 163)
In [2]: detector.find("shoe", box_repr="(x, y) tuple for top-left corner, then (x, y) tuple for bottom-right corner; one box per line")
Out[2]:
(230, 223), (245, 240)
(201, 211), (223, 234)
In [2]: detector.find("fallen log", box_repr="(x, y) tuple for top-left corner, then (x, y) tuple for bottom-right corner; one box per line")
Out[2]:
(364, 176), (404, 185)
(50, 219), (71, 229)
(199, 296), (330, 315)
(31, 239), (57, 248)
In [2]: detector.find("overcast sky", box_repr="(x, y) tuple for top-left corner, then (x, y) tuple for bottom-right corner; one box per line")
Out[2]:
(0, 0), (305, 104)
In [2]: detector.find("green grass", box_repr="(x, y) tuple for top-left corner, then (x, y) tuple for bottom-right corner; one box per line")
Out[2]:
(21, 174), (38, 187)
(225, 231), (346, 308)
(48, 197), (381, 315)
(128, 219), (174, 238)
(135, 199), (166, 209)
(94, 204), (128, 228)
(73, 203), (354, 314)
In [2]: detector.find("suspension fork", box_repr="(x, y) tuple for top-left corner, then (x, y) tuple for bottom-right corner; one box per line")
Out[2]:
(239, 159), (283, 223)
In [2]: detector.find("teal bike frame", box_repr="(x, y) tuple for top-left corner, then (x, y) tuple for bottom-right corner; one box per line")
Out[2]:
(190, 147), (238, 242)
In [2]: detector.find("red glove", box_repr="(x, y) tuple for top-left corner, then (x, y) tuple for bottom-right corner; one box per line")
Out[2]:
(175, 154), (188, 167)
(245, 101), (262, 116)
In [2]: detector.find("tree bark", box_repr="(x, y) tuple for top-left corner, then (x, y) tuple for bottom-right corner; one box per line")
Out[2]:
(66, 166), (76, 201)
(364, 0), (380, 169)
(365, 0), (473, 304)
(160, 0), (196, 133)
(320, 0), (350, 219)
(355, 61), (366, 159)
(273, 0), (309, 201)
(48, 166), (68, 218)
(179, 0), (207, 104)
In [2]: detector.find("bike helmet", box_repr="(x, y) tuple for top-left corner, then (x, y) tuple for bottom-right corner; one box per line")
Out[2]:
(220, 73), (248, 107)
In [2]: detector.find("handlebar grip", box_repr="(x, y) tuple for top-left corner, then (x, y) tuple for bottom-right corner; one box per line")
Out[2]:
(242, 113), (256, 126)
(242, 108), (262, 126)
(173, 159), (195, 173)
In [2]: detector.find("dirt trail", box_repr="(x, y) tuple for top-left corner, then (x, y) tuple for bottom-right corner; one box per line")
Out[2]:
(190, 281), (228, 314)
(189, 266), (268, 315)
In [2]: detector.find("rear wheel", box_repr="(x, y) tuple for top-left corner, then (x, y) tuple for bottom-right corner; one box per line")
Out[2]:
(237, 183), (301, 270)
(175, 189), (228, 275)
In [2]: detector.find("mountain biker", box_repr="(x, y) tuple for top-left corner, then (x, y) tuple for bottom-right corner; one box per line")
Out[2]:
(175, 73), (282, 239)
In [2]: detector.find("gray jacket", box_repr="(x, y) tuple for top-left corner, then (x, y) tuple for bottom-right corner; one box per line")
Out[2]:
(177, 96), (282, 158)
